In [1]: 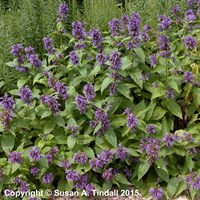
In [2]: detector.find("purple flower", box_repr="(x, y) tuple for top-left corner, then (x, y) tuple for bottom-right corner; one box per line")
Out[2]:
(149, 188), (163, 200)
(126, 113), (138, 132)
(73, 42), (86, 50)
(89, 156), (107, 170)
(158, 35), (170, 58)
(165, 88), (175, 99)
(58, 2), (69, 21)
(182, 132), (194, 142)
(95, 109), (108, 122)
(43, 37), (55, 54)
(19, 86), (33, 105)
(172, 5), (180, 16)
(67, 125), (79, 134)
(75, 94), (87, 114)
(185, 9), (196, 21)
(8, 152), (22, 164)
(143, 24), (151, 31)
(110, 51), (122, 71)
(128, 12), (140, 36)
(158, 15), (172, 30)
(66, 170), (80, 181)
(109, 83), (117, 96)
(59, 159), (71, 169)
(184, 71), (194, 83)
(0, 94), (15, 110)
(40, 94), (60, 114)
(102, 168), (117, 182)
(162, 133), (180, 147)
(28, 54), (42, 69)
(121, 14), (129, 30)
(19, 181), (29, 192)
(89, 28), (103, 46)
(0, 110), (14, 129)
(116, 144), (129, 161)
(110, 71), (123, 81)
(149, 54), (157, 67)
(55, 81), (68, 100)
(46, 153), (53, 164)
(28, 197), (41, 200)
(123, 168), (132, 178)
(183, 36), (197, 50)
(42, 173), (54, 184)
(101, 150), (114, 162)
(123, 108), (131, 115)
(49, 146), (59, 157)
(73, 151), (88, 165)
(146, 124), (157, 134)
(83, 83), (96, 100)
(141, 32), (150, 42)
(25, 46), (35, 59)
(69, 51), (79, 65)
(187, 0), (197, 8)
(15, 66), (28, 73)
(30, 167), (40, 176)
(74, 174), (89, 189)
(72, 21), (86, 41)
(96, 53), (108, 67)
(11, 44), (23, 57)
(85, 184), (95, 195)
(28, 147), (42, 161)
(109, 18), (121, 36)
(141, 138), (160, 164)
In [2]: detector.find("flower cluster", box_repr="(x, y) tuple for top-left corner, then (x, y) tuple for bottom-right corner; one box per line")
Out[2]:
(43, 37), (56, 54)
(19, 85), (33, 105)
(162, 132), (180, 147)
(57, 2), (69, 22)
(73, 151), (88, 165)
(123, 108), (138, 132)
(158, 35), (170, 58)
(72, 21), (86, 41)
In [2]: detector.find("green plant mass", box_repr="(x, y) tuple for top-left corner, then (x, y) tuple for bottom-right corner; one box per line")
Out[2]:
(1, 1), (200, 200)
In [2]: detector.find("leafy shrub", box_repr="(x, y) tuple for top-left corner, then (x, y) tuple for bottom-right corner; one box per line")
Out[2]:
(1, 1), (200, 200)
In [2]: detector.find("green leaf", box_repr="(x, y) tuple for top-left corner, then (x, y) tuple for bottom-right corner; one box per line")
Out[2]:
(122, 56), (132, 70)
(152, 106), (166, 120)
(130, 71), (143, 89)
(67, 136), (76, 149)
(138, 160), (150, 180)
(128, 148), (140, 157)
(101, 77), (112, 93)
(90, 65), (101, 76)
(33, 73), (43, 85)
(167, 177), (179, 198)
(174, 182), (186, 197)
(151, 87), (165, 100)
(17, 79), (27, 88)
(39, 157), (49, 168)
(76, 135), (93, 145)
(54, 135), (68, 144)
(118, 84), (132, 100)
(1, 135), (15, 155)
(111, 115), (126, 126)
(192, 87), (200, 107)
(116, 173), (132, 185)
(83, 147), (95, 159)
(54, 115), (65, 127)
(11, 164), (20, 174)
(186, 157), (195, 171)
(102, 182), (112, 191)
(163, 99), (182, 119)
(134, 47), (145, 63)
(104, 128), (117, 147)
(41, 111), (52, 119)
(43, 120), (56, 133)
(155, 167), (169, 183)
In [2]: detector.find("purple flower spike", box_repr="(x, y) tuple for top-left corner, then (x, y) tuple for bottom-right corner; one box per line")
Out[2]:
(83, 83), (96, 101)
(0, 94), (15, 110)
(19, 86), (33, 105)
(0, 110), (14, 129)
(116, 144), (129, 161)
(165, 88), (175, 99)
(89, 28), (103, 46)
(42, 173), (54, 184)
(28, 54), (42, 70)
(72, 21), (86, 41)
(66, 170), (80, 182)
(28, 146), (42, 161)
(102, 168), (117, 182)
(158, 15), (172, 30)
(8, 152), (23, 164)
(30, 167), (40, 176)
(185, 9), (196, 21)
(25, 46), (35, 59)
(58, 2), (69, 21)
(126, 113), (138, 132)
(162, 132), (180, 147)
(96, 53), (108, 67)
(149, 188), (163, 200)
(146, 124), (157, 134)
(11, 44), (23, 57)
(69, 51), (79, 65)
(184, 71), (194, 83)
(75, 94), (87, 114)
(183, 36), (197, 50)
(128, 12), (141, 37)
(110, 51), (122, 71)
(73, 151), (88, 165)
(109, 18), (121, 36)
(43, 37), (56, 54)
(149, 54), (157, 67)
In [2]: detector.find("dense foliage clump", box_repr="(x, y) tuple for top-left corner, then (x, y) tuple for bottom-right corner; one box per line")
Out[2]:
(1, 1), (200, 200)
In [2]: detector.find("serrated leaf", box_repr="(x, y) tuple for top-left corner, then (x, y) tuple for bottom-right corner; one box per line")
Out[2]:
(101, 77), (112, 93)
(116, 173), (131, 185)
(104, 128), (117, 147)
(134, 47), (145, 63)
(138, 160), (150, 180)
(1, 135), (15, 155)
(163, 99), (182, 119)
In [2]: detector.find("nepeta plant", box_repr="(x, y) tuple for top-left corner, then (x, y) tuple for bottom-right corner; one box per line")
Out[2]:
(1, 1), (200, 200)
